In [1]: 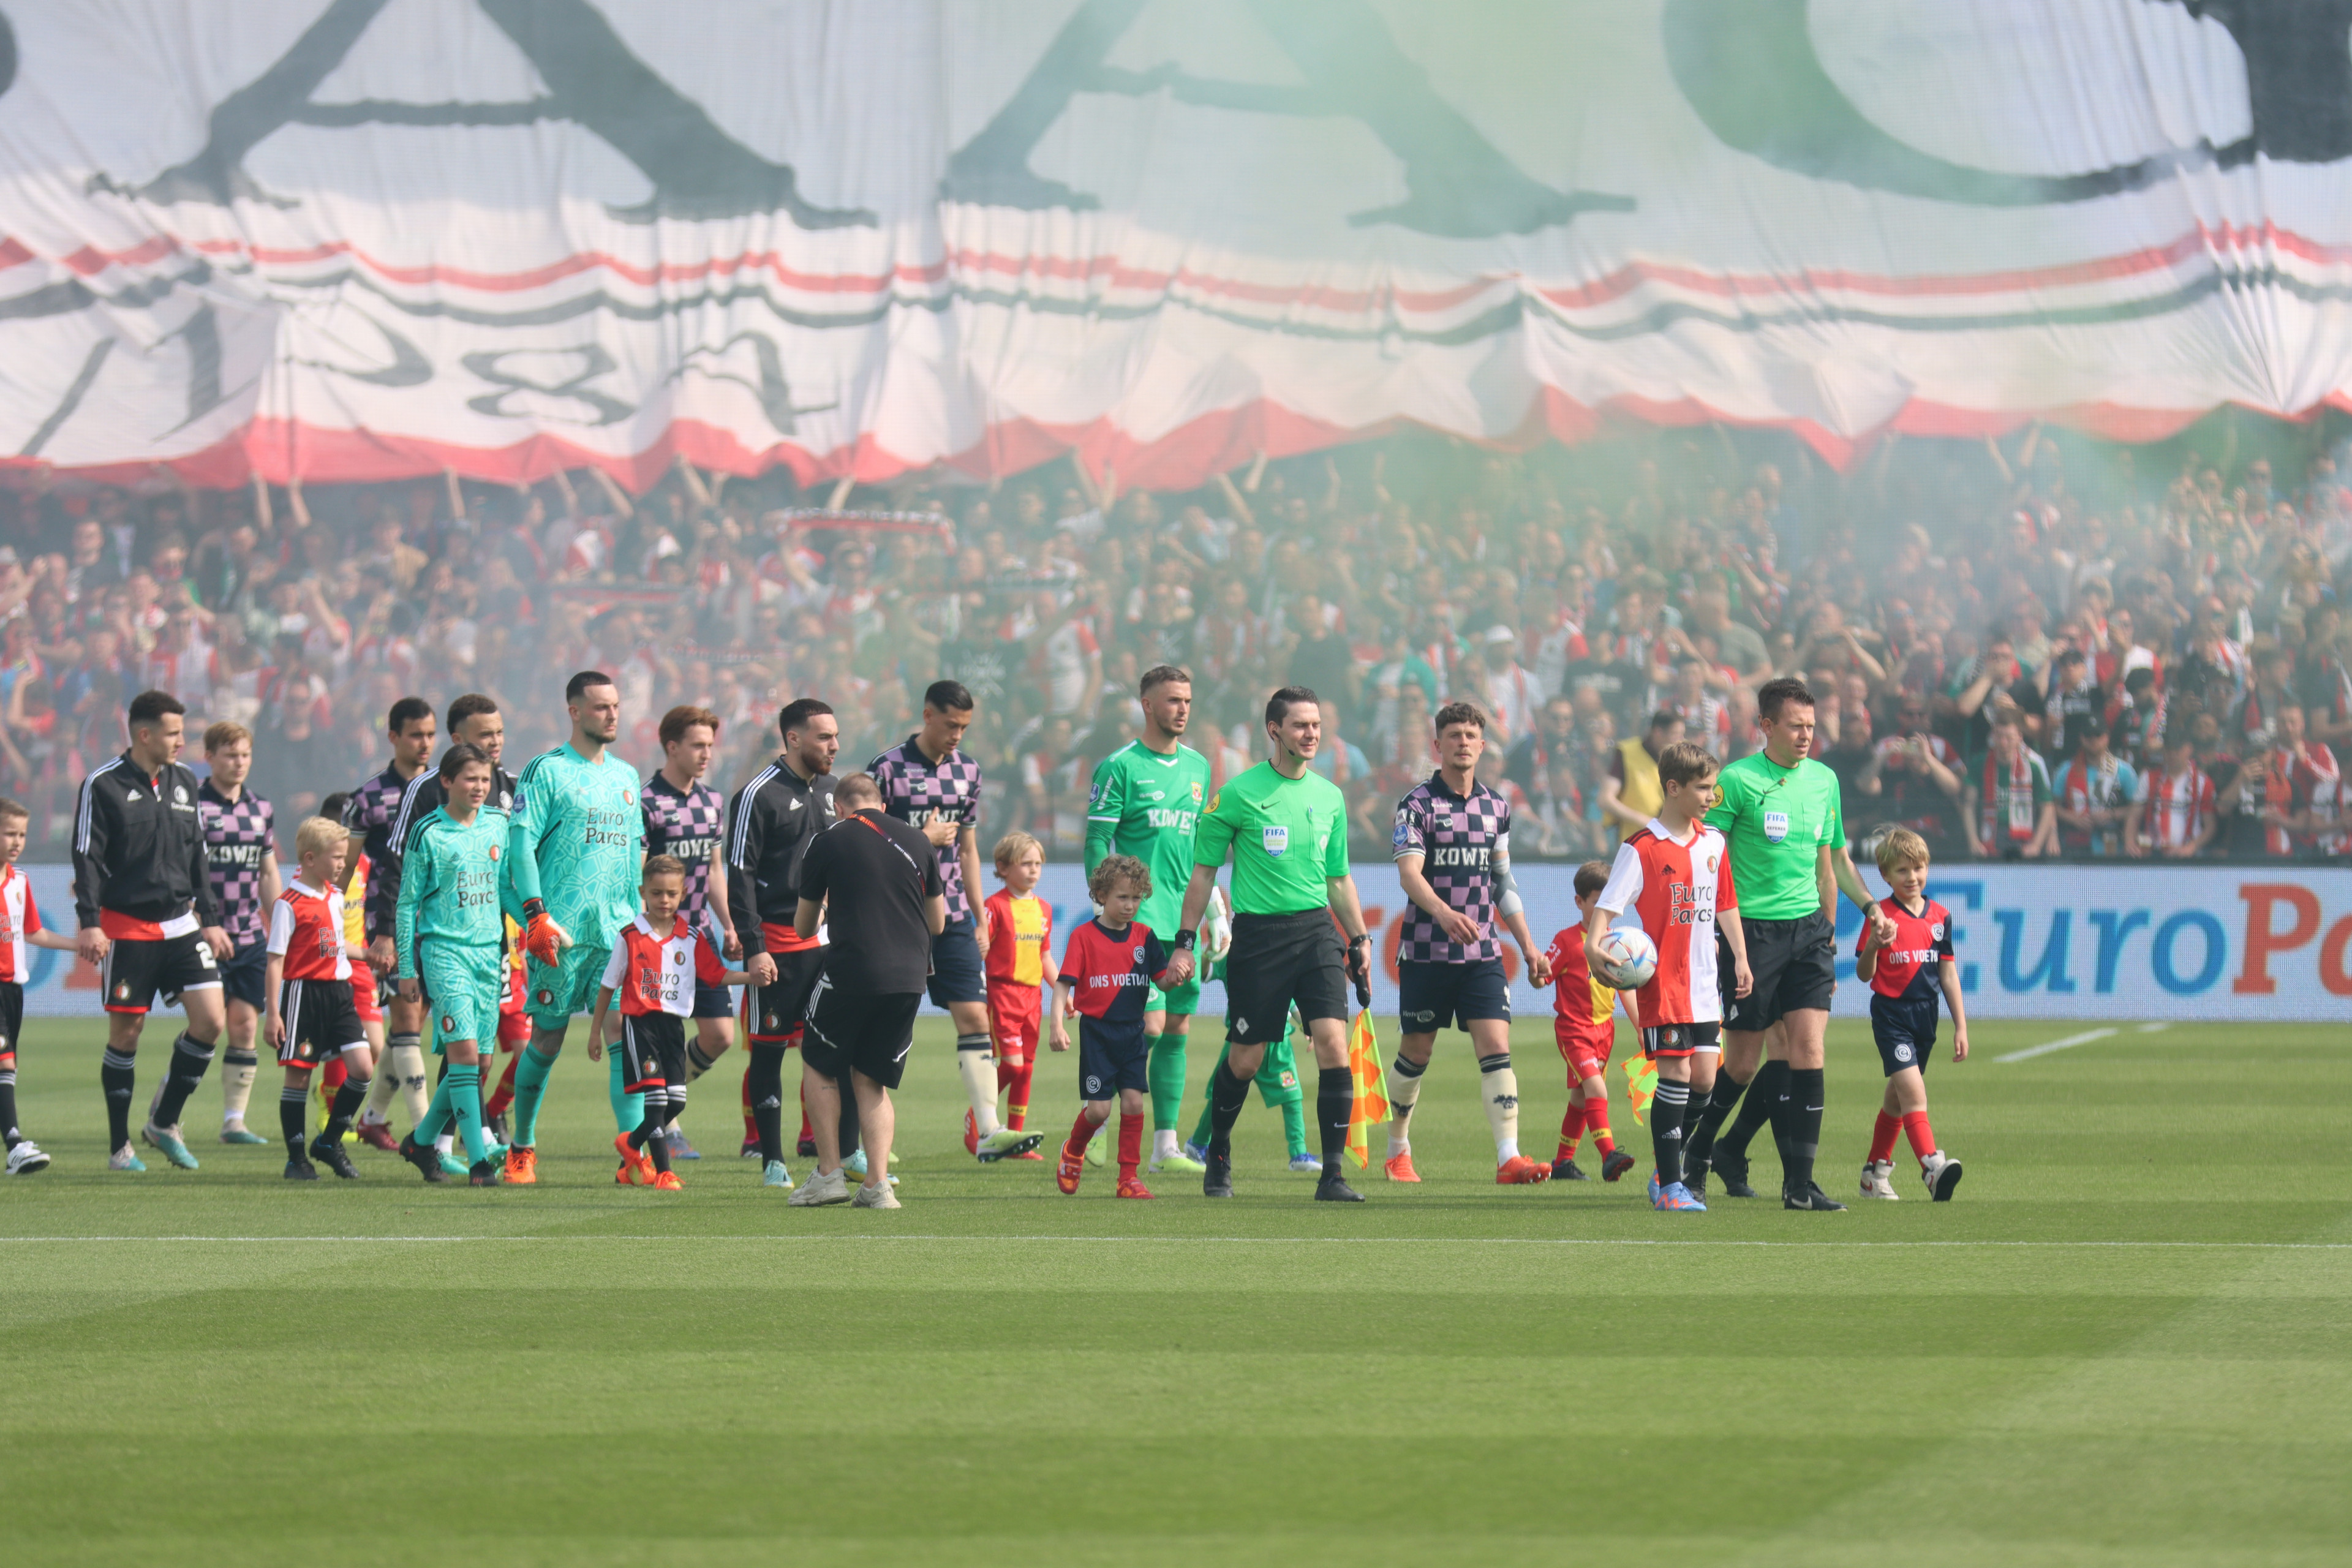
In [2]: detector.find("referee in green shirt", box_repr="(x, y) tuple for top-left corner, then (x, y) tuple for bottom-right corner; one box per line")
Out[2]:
(1688, 677), (1896, 1210)
(1160, 685), (1373, 1202)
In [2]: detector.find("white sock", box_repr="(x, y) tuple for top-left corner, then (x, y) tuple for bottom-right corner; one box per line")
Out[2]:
(385, 1042), (429, 1124)
(1387, 1128), (1411, 1158)
(955, 1039), (1000, 1135)
(1496, 1137), (1520, 1164)
(1153, 1128), (1179, 1158)
(1479, 1052), (1520, 1164)
(435, 1133), (454, 1155)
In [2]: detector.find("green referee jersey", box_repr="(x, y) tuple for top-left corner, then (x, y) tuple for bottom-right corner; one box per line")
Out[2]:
(1705, 750), (1845, 921)
(394, 806), (510, 975)
(1194, 761), (1349, 915)
(506, 743), (643, 941)
(1085, 739), (1212, 935)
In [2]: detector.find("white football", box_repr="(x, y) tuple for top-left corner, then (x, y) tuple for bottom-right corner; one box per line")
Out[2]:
(1597, 927), (1659, 989)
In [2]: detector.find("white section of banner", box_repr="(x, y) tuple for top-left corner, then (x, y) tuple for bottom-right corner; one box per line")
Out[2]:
(15, 860), (2348, 1022)
(4, 2), (2352, 485)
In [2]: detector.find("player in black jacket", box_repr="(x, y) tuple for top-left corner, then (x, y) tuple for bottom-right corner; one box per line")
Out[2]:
(72, 690), (230, 1172)
(725, 698), (838, 1184)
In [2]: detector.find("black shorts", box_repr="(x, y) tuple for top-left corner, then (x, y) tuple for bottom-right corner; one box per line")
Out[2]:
(618, 1011), (689, 1093)
(0, 979), (22, 1055)
(221, 940), (268, 1011)
(691, 929), (733, 1020)
(277, 977), (368, 1067)
(927, 918), (986, 1008)
(1871, 995), (1939, 1077)
(744, 946), (826, 1045)
(1397, 957), (1511, 1034)
(802, 974), (921, 1091)
(102, 929), (222, 1016)
(1077, 1016), (1150, 1099)
(1642, 1021), (1722, 1059)
(1722, 911), (1836, 1033)
(1224, 911), (1348, 1046)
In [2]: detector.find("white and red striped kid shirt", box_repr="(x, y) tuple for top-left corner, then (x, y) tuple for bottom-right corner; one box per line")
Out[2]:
(1596, 818), (1736, 1028)
(268, 881), (353, 982)
(0, 862), (44, 982)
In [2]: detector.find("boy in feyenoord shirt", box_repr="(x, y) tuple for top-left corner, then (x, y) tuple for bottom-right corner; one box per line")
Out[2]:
(1586, 741), (1751, 1213)
(0, 797), (78, 1174)
(265, 817), (373, 1181)
(1544, 860), (1636, 1183)
(590, 857), (753, 1191)
(1050, 855), (1171, 1199)
(318, 791), (400, 1151)
(981, 832), (1057, 1155)
(1855, 829), (1968, 1201)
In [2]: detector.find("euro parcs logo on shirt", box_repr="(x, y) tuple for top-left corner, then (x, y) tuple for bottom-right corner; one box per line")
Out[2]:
(1262, 825), (1288, 857)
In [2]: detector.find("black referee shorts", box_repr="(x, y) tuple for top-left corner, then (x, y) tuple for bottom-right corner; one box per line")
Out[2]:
(1223, 910), (1348, 1046)
(1722, 910), (1837, 1033)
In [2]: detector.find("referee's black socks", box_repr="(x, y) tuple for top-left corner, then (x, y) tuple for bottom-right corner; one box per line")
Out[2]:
(1206, 1056), (1253, 1152)
(1316, 1066), (1351, 1170)
(1686, 1075), (1742, 1169)
(1781, 1066), (1825, 1194)
(1649, 1079), (1689, 1188)
(149, 1031), (216, 1130)
(1720, 1058), (1787, 1161)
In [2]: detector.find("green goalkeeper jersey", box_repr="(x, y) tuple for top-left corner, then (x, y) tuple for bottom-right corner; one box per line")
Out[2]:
(395, 806), (510, 974)
(1085, 739), (1212, 936)
(505, 743), (643, 944)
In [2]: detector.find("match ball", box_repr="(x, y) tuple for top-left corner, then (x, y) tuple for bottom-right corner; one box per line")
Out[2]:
(1597, 927), (1658, 990)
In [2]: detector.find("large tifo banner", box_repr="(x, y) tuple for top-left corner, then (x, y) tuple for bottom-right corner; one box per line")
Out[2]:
(17, 862), (2352, 1022)
(4, 2), (2352, 487)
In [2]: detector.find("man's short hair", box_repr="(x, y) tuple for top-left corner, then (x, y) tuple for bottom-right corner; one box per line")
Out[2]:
(1656, 740), (1719, 790)
(641, 854), (687, 882)
(992, 831), (1042, 872)
(834, 772), (882, 810)
(1433, 700), (1487, 735)
(319, 791), (350, 823)
(203, 720), (251, 753)
(1266, 685), (1318, 728)
(386, 695), (433, 735)
(1988, 706), (2022, 733)
(1087, 853), (1153, 906)
(1140, 664), (1192, 696)
(437, 742), (491, 782)
(294, 816), (344, 861)
(0, 796), (28, 827)
(1645, 708), (1682, 735)
(565, 670), (616, 703)
(128, 690), (184, 729)
(924, 679), (974, 714)
(778, 697), (834, 739)
(447, 693), (499, 734)
(1756, 677), (1814, 723)
(1875, 827), (1931, 875)
(659, 705), (720, 748)
(1574, 859), (1611, 900)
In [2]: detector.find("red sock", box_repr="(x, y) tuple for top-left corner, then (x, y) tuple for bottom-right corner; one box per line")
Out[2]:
(797, 1078), (813, 1148)
(1003, 1056), (1033, 1131)
(484, 1052), (520, 1118)
(1584, 1096), (1615, 1154)
(1066, 1108), (1099, 1157)
(1558, 1101), (1585, 1160)
(1902, 1110), (1937, 1161)
(740, 1061), (756, 1140)
(1118, 1110), (1143, 1178)
(321, 1057), (347, 1095)
(1869, 1110), (1901, 1164)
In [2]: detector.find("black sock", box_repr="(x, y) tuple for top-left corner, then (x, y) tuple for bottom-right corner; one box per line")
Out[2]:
(1686, 1076), (1741, 1169)
(280, 1084), (309, 1158)
(1650, 1079), (1689, 1187)
(0, 1060), (18, 1149)
(326, 1078), (368, 1142)
(1782, 1067), (1825, 1193)
(1719, 1059), (1786, 1159)
(150, 1033), (216, 1129)
(638, 1091), (673, 1174)
(102, 1049), (137, 1150)
(1207, 1057), (1253, 1153)
(749, 1045), (786, 1163)
(1316, 1066), (1352, 1170)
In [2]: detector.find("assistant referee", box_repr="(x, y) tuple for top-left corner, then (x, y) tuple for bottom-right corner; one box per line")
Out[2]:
(1160, 685), (1373, 1203)
(1684, 676), (1895, 1211)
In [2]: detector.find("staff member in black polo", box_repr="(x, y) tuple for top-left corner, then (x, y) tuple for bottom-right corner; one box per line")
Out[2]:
(787, 773), (943, 1211)
(73, 690), (232, 1172)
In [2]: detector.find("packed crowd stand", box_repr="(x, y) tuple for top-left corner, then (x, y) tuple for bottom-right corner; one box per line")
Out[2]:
(4, 421), (2350, 866)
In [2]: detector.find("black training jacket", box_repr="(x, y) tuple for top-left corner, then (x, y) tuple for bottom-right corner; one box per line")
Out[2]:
(72, 750), (219, 930)
(726, 759), (835, 956)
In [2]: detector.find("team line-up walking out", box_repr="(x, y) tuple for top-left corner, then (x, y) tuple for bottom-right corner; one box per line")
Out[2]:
(2, 669), (1970, 1210)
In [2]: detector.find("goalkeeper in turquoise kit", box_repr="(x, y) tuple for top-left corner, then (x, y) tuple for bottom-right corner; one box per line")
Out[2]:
(500, 673), (645, 1183)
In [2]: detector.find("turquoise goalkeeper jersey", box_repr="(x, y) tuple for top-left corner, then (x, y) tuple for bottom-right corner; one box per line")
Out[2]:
(505, 744), (643, 944)
(395, 805), (511, 975)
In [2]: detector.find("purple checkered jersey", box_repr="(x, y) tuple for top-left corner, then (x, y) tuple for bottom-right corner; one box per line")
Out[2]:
(1391, 772), (1510, 963)
(869, 734), (984, 922)
(198, 780), (276, 946)
(342, 764), (414, 944)
(641, 771), (725, 931)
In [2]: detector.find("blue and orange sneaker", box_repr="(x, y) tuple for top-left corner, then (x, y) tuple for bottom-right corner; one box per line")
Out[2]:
(1653, 1180), (1707, 1212)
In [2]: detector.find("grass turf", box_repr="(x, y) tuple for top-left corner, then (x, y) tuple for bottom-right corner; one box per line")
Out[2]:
(1, 1014), (2345, 1566)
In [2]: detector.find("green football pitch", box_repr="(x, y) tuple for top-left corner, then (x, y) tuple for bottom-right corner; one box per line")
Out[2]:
(1, 1015), (2345, 1566)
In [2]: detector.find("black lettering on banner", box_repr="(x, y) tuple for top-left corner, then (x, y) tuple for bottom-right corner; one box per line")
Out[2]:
(110, 0), (874, 228)
(663, 332), (835, 435)
(15, 337), (113, 458)
(943, 0), (1632, 238)
(1662, 0), (2352, 203)
(461, 344), (634, 425)
(295, 307), (431, 388)
(163, 304), (223, 430)
(0, 9), (16, 100)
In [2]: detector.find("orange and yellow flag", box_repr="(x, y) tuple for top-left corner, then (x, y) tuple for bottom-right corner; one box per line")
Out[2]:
(1344, 1009), (1388, 1168)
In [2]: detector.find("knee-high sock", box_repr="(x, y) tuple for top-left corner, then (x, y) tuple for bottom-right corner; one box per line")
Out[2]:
(415, 1072), (455, 1146)
(1118, 1110), (1144, 1179)
(1279, 1095), (1308, 1159)
(741, 1058), (758, 1142)
(1901, 1109), (1937, 1163)
(1649, 1079), (1689, 1187)
(151, 1033), (216, 1129)
(1869, 1110), (1902, 1165)
(510, 1044), (558, 1148)
(1315, 1066), (1351, 1171)
(748, 1044), (787, 1164)
(1781, 1067), (1825, 1193)
(685, 1041), (719, 1082)
(221, 1048), (259, 1125)
(630, 1087), (672, 1172)
(484, 1052), (521, 1119)
(1386, 1054), (1427, 1155)
(447, 1065), (489, 1166)
(1717, 1059), (1786, 1161)
(1205, 1056), (1254, 1153)
(1558, 1099), (1585, 1160)
(317, 1056), (345, 1131)
(385, 1036), (429, 1125)
(102, 1049), (136, 1151)
(1066, 1107), (1101, 1157)
(608, 1049), (644, 1134)
(325, 1071), (368, 1143)
(279, 1082), (309, 1158)
(1583, 1091), (1616, 1155)
(955, 1034), (1001, 1136)
(1147, 1032), (1188, 1133)
(1686, 1074), (1741, 1169)
(1479, 1052), (1520, 1164)
(0, 1058), (18, 1149)
(1002, 1054), (1034, 1131)
(361, 1032), (406, 1125)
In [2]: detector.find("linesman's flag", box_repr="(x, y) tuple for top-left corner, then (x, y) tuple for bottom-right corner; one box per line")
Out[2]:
(1344, 1010), (1388, 1169)
(1621, 1052), (1658, 1126)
